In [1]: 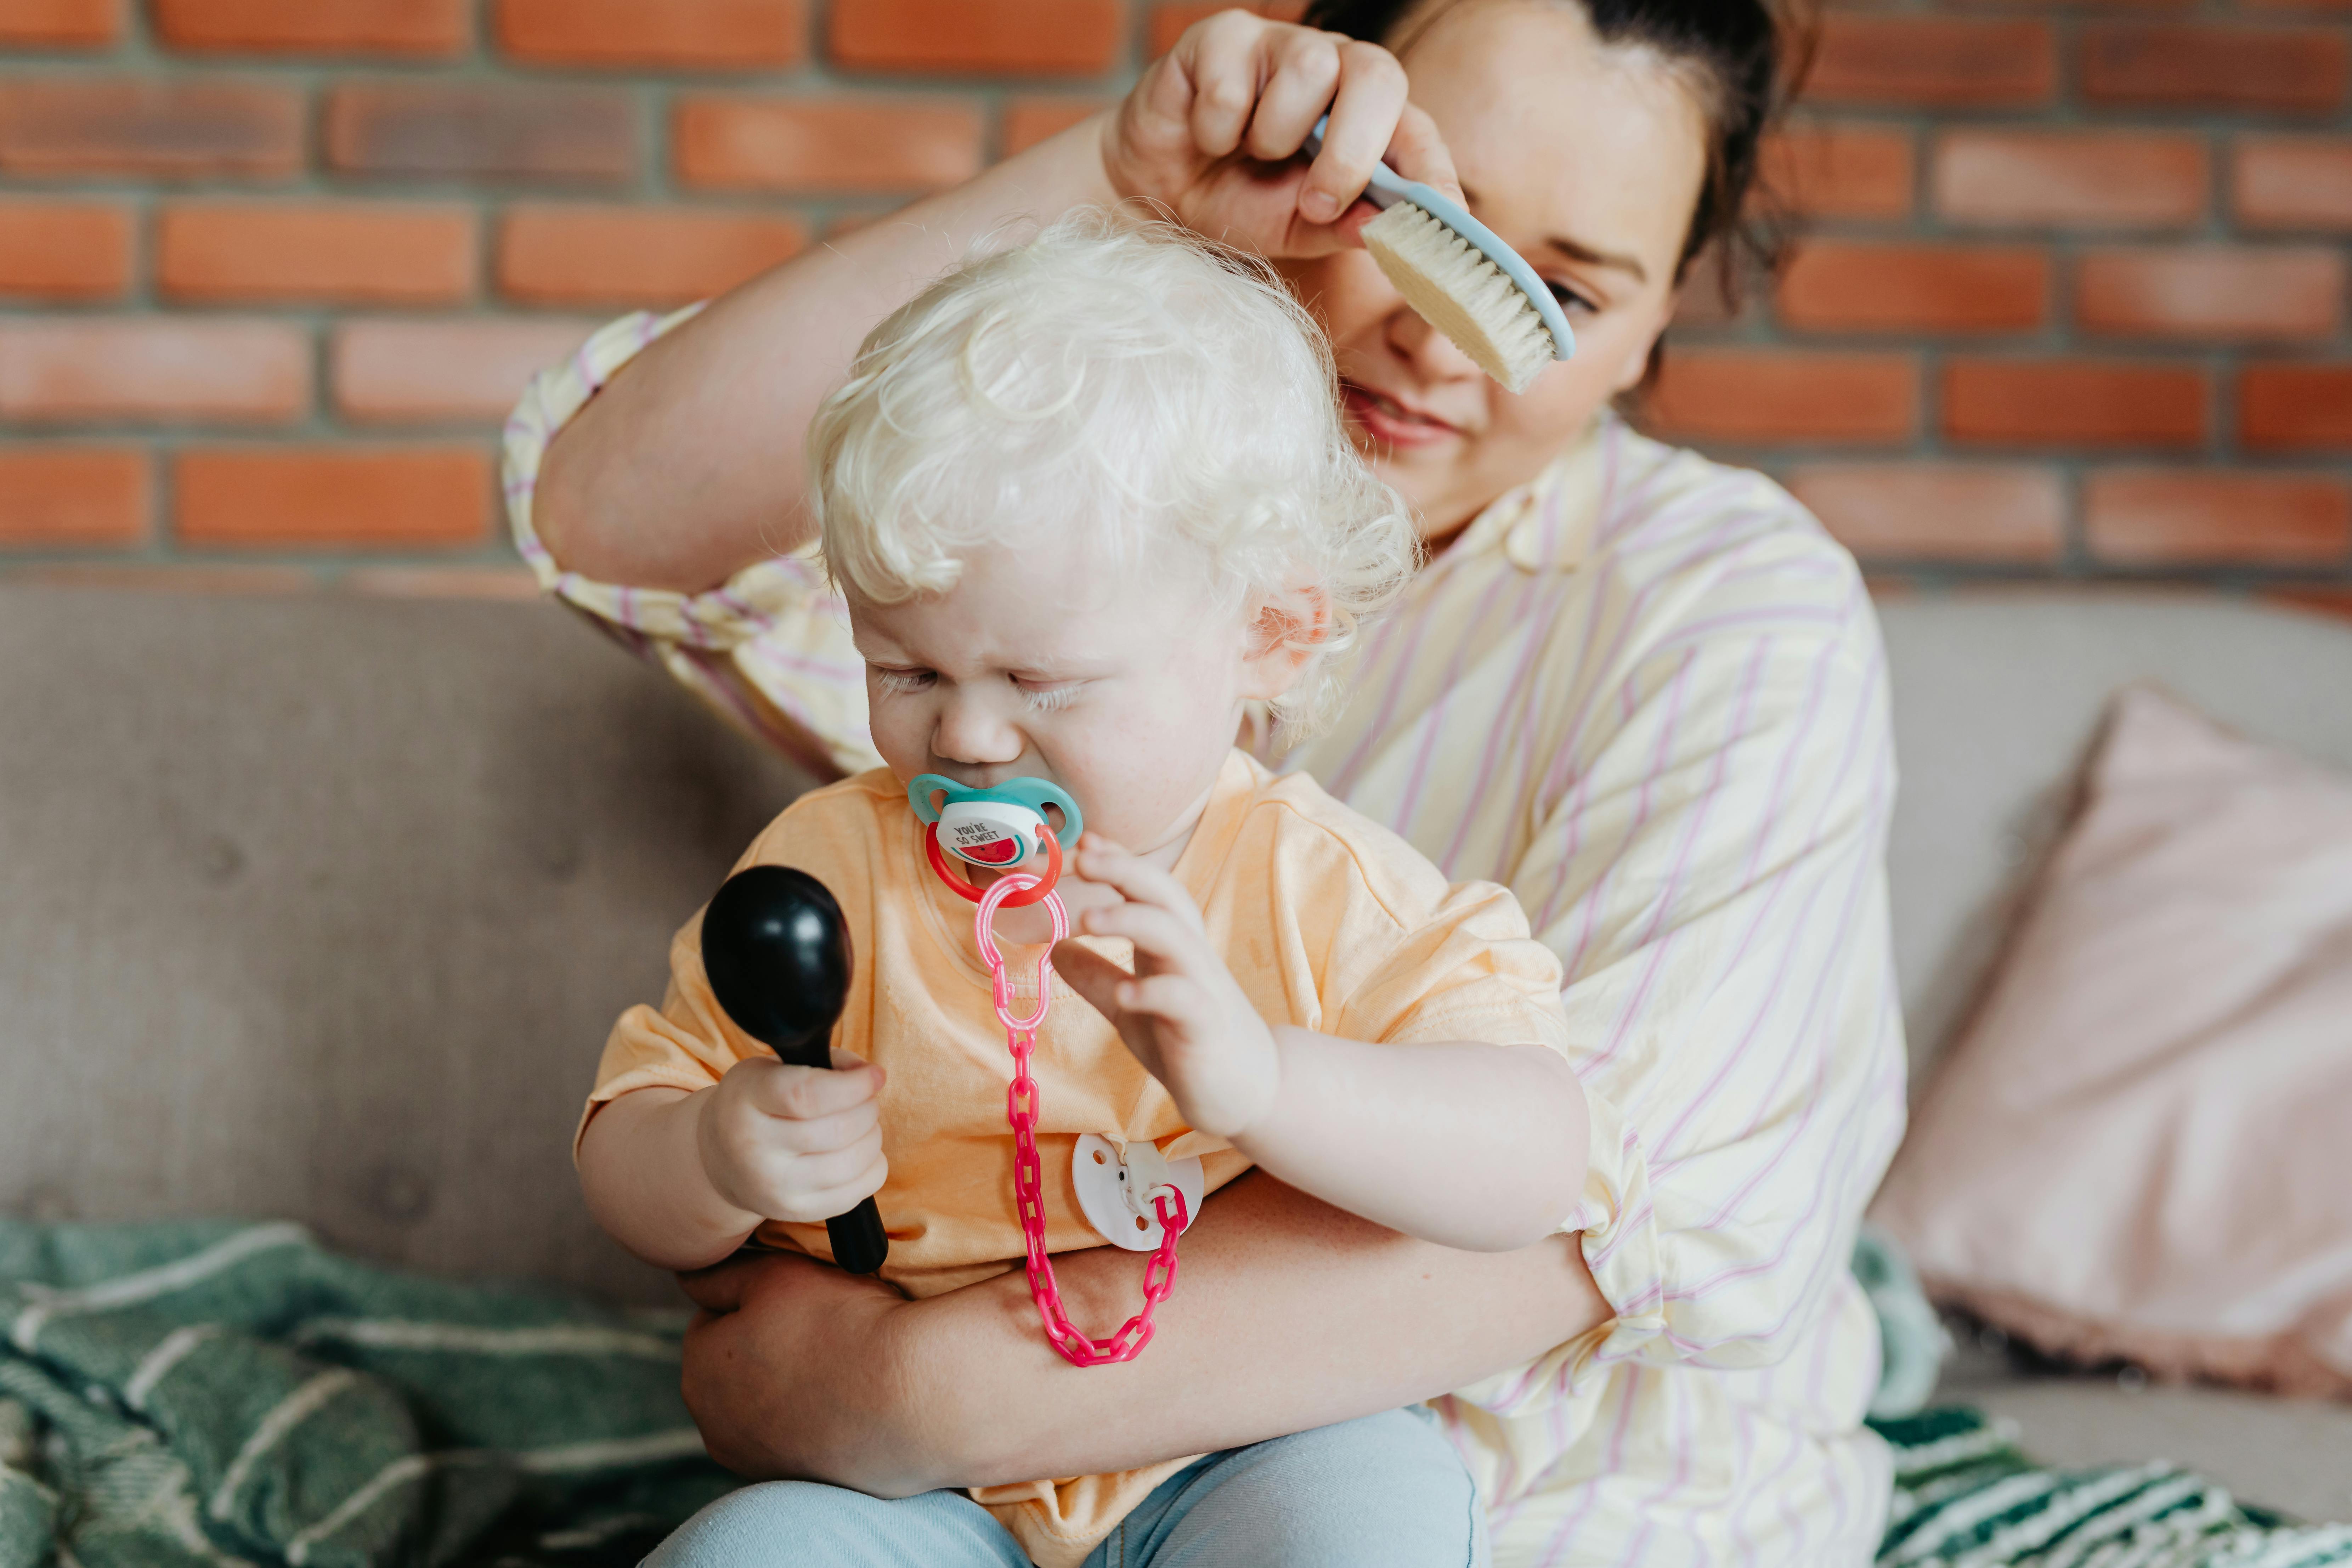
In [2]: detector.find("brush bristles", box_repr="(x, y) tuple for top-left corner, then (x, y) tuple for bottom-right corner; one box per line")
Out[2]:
(1362, 202), (1556, 394)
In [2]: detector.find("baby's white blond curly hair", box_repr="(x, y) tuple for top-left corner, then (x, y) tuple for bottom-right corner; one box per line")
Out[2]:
(807, 209), (1415, 730)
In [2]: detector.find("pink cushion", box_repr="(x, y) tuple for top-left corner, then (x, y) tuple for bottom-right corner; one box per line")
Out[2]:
(1872, 686), (2352, 1397)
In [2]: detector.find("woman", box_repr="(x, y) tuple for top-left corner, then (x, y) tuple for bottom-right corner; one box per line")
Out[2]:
(507, 0), (1905, 1561)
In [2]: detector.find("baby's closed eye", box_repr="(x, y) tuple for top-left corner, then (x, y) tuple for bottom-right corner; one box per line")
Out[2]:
(1016, 679), (1084, 713)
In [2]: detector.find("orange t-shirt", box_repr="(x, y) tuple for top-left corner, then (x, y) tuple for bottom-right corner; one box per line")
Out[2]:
(584, 748), (1570, 1564)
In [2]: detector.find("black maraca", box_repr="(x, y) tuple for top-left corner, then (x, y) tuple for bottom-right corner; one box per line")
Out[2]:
(699, 865), (890, 1276)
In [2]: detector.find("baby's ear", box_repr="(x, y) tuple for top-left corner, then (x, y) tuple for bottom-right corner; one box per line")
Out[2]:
(1238, 585), (1333, 701)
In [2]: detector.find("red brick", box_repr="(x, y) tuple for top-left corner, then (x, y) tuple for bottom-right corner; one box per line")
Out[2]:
(496, 0), (804, 69)
(158, 203), (475, 305)
(2080, 24), (2347, 113)
(1147, 0), (1301, 58)
(1642, 351), (1917, 445)
(325, 83), (635, 183)
(1787, 463), (2064, 561)
(831, 0), (1119, 75)
(0, 448), (148, 545)
(496, 206), (807, 307)
(0, 321), (307, 423)
(2234, 136), (2352, 230)
(1942, 359), (2206, 447)
(1777, 241), (2046, 334)
(2076, 247), (2342, 341)
(0, 0), (119, 46)
(333, 317), (599, 424)
(0, 201), (132, 300)
(1805, 16), (2057, 108)
(174, 447), (491, 547)
(2240, 363), (2352, 451)
(2085, 469), (2351, 564)
(1946, 0), (2194, 10)
(1003, 97), (1108, 157)
(2264, 585), (2352, 620)
(0, 79), (302, 180)
(1761, 124), (1913, 221)
(1933, 130), (2207, 230)
(674, 97), (984, 193)
(152, 0), (467, 57)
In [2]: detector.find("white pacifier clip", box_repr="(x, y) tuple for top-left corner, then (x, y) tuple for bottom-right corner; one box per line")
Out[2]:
(1073, 1134), (1205, 1253)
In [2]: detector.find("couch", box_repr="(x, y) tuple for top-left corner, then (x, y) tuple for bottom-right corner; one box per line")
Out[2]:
(4, 583), (2348, 1526)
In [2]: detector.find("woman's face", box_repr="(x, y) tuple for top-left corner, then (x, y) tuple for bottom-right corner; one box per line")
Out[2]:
(1285, 0), (1711, 544)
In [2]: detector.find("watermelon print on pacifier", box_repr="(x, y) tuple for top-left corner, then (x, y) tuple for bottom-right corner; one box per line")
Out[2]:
(907, 774), (1084, 868)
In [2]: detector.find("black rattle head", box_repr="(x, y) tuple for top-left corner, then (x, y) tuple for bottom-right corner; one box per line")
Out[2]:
(700, 866), (853, 1067)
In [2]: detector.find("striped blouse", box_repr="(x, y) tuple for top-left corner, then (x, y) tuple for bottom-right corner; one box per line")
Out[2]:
(505, 310), (1908, 1567)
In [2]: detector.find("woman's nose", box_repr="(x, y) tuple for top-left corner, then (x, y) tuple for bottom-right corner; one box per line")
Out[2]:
(1384, 296), (1485, 384)
(930, 692), (1025, 768)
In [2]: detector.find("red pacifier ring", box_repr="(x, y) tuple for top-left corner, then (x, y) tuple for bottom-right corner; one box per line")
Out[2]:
(925, 822), (1062, 907)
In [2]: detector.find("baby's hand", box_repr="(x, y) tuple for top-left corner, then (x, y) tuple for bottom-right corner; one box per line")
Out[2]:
(1052, 834), (1280, 1139)
(695, 1048), (888, 1226)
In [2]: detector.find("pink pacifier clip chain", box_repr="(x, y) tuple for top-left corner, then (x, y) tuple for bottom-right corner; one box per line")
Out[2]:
(973, 868), (1189, 1368)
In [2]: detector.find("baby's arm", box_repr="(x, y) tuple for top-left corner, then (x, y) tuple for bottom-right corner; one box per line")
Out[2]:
(1052, 838), (1588, 1253)
(576, 1046), (888, 1273)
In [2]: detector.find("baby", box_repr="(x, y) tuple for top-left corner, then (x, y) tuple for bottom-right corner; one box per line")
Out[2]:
(576, 215), (1590, 1567)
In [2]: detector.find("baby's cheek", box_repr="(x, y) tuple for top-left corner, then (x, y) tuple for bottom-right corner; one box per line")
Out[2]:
(864, 694), (931, 780)
(1078, 681), (1236, 837)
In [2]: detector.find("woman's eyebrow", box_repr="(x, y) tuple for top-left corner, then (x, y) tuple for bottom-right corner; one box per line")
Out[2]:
(1539, 233), (1649, 284)
(1458, 183), (1649, 284)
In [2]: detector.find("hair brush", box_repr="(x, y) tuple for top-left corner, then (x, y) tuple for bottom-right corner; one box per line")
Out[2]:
(1305, 116), (1576, 393)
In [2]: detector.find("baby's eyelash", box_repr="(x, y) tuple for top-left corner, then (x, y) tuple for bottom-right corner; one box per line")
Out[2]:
(871, 667), (934, 694)
(1018, 682), (1080, 714)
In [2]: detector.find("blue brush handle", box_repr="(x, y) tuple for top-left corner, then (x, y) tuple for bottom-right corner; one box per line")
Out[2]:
(1302, 117), (1573, 362)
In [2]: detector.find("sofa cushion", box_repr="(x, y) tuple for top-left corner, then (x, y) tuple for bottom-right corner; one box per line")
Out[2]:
(1876, 591), (2352, 1082)
(1877, 685), (2352, 1398)
(0, 586), (805, 1304)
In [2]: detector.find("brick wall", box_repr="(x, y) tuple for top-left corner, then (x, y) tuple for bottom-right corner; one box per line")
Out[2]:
(1, 0), (2348, 608)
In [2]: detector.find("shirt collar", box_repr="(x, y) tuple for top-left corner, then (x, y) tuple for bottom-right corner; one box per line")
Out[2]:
(1432, 417), (1610, 576)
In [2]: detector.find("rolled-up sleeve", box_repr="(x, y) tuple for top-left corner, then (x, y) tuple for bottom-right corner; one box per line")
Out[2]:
(501, 307), (882, 778)
(1463, 551), (1906, 1415)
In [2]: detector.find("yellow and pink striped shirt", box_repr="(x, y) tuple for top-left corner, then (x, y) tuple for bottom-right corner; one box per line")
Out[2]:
(506, 309), (1906, 1567)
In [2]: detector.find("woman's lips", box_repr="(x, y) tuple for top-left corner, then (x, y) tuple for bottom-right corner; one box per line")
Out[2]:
(1343, 383), (1465, 450)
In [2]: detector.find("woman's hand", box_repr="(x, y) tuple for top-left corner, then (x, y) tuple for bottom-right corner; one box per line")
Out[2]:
(677, 1250), (933, 1491)
(1052, 834), (1281, 1139)
(1105, 9), (1463, 260)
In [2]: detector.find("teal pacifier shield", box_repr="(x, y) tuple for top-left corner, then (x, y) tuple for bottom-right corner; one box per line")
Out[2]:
(906, 774), (1084, 852)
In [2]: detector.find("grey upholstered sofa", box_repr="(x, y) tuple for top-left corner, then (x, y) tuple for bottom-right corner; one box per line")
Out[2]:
(3, 583), (2347, 1525)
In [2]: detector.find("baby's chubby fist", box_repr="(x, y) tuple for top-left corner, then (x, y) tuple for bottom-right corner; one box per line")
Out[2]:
(695, 1048), (888, 1227)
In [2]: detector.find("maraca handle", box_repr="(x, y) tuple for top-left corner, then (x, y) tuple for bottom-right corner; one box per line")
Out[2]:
(827, 1198), (889, 1276)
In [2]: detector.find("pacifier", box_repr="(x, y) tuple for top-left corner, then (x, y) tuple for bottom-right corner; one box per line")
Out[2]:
(908, 774), (1084, 907)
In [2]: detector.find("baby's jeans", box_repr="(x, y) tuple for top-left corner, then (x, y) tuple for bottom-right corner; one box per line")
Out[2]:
(641, 1406), (1489, 1568)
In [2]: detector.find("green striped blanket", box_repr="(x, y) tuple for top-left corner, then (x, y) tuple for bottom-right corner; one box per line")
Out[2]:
(2, 1219), (2346, 1567)
(0, 1219), (731, 1567)
(1874, 1409), (2352, 1568)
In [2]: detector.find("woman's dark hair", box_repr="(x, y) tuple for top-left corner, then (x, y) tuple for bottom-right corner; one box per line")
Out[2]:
(1302, 0), (1803, 306)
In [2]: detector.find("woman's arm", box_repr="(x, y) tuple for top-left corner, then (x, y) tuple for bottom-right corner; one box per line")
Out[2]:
(532, 12), (1458, 594)
(533, 121), (1115, 594)
(678, 1171), (1611, 1494)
